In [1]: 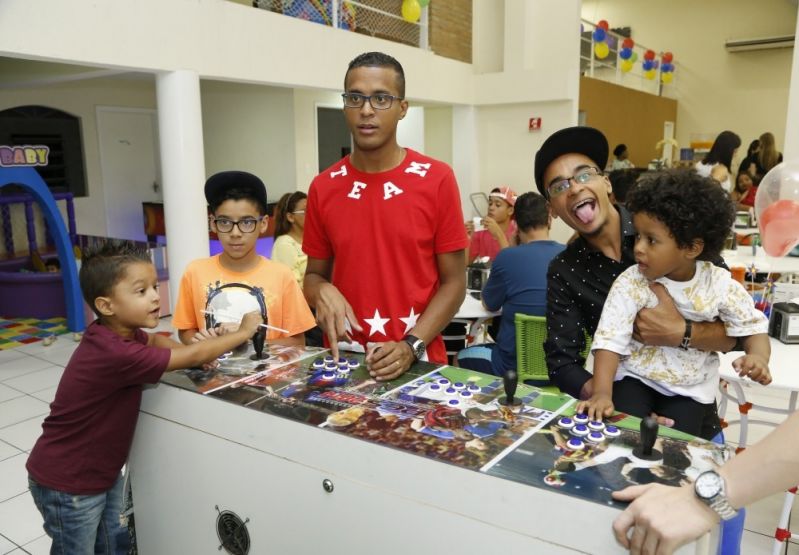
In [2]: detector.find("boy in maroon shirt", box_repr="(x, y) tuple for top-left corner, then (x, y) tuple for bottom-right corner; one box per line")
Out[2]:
(26, 241), (261, 554)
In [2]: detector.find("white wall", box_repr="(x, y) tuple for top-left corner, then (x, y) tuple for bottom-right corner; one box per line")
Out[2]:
(397, 106), (425, 154)
(201, 80), (297, 203)
(476, 100), (577, 243)
(581, 0), (797, 165)
(424, 106), (453, 166)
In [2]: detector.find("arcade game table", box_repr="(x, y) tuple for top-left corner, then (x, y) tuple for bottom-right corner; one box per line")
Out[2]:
(128, 344), (724, 554)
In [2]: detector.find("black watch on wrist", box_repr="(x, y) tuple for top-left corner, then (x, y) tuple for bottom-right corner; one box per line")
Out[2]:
(403, 335), (426, 362)
(680, 319), (693, 350)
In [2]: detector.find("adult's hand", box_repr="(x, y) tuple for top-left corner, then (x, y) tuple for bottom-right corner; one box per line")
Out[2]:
(612, 483), (718, 555)
(633, 283), (683, 347)
(365, 341), (415, 381)
(314, 282), (362, 359)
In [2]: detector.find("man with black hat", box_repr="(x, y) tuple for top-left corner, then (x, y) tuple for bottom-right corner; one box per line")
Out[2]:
(172, 170), (315, 346)
(535, 127), (735, 436)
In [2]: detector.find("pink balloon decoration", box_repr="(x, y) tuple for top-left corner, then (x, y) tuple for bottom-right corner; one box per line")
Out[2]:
(755, 161), (799, 257)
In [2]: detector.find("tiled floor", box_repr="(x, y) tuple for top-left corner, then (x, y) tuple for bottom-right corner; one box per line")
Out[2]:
(0, 321), (795, 553)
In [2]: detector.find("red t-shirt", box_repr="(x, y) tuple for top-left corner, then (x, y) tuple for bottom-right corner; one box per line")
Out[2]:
(303, 149), (468, 363)
(740, 186), (758, 207)
(27, 321), (170, 494)
(468, 221), (517, 262)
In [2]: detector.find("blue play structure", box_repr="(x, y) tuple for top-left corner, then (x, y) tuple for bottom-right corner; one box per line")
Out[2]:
(0, 166), (85, 332)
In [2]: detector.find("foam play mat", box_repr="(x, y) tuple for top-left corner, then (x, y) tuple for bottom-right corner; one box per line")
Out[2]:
(0, 317), (69, 350)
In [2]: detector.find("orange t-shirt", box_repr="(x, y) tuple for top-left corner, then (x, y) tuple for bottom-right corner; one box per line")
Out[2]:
(172, 255), (315, 340)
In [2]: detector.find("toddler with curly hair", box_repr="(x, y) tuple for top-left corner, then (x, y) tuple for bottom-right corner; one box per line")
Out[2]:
(576, 169), (771, 438)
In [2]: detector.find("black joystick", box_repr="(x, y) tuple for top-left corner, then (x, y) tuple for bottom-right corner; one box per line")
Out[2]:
(632, 416), (663, 461)
(251, 328), (266, 360)
(499, 369), (521, 407)
(251, 311), (267, 361)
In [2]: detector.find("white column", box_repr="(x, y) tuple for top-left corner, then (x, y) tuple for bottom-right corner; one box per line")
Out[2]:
(156, 70), (208, 312)
(784, 9), (799, 160)
(451, 105), (479, 217)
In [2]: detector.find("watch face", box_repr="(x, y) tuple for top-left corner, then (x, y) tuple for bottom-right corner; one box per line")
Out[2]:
(695, 472), (722, 500)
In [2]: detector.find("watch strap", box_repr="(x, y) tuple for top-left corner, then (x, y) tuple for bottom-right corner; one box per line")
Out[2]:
(403, 335), (425, 361)
(680, 319), (693, 350)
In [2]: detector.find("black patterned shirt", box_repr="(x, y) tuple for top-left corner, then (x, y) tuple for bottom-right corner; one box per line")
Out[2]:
(545, 205), (637, 398)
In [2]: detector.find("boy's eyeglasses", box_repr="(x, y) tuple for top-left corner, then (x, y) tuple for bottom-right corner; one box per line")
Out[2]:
(547, 167), (603, 198)
(291, 210), (306, 215)
(211, 217), (262, 233)
(341, 92), (403, 110)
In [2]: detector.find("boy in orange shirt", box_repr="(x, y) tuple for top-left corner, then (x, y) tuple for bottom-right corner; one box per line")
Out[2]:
(173, 171), (315, 346)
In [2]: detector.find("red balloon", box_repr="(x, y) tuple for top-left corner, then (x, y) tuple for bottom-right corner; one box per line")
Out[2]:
(622, 38), (634, 49)
(662, 51), (673, 63)
(759, 199), (799, 257)
(597, 19), (609, 30)
(644, 49), (656, 61)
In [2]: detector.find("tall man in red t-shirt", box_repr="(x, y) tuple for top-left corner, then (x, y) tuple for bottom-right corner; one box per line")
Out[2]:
(303, 51), (468, 381)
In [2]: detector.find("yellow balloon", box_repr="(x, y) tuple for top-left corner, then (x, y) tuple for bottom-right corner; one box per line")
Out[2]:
(594, 42), (610, 59)
(644, 69), (657, 80)
(401, 0), (421, 22)
(661, 72), (674, 84)
(620, 59), (634, 73)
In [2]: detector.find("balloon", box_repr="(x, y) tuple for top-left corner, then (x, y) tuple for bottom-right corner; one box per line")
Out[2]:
(418, 0), (430, 6)
(661, 72), (673, 84)
(620, 59), (634, 72)
(607, 35), (617, 48)
(642, 59), (654, 71)
(661, 63), (671, 73)
(401, 0), (421, 22)
(622, 38), (635, 49)
(755, 161), (799, 257)
(593, 28), (606, 42)
(597, 19), (609, 30)
(644, 69), (657, 80)
(662, 51), (673, 63)
(619, 47), (632, 60)
(652, 60), (659, 70)
(644, 49), (656, 61)
(594, 42), (610, 59)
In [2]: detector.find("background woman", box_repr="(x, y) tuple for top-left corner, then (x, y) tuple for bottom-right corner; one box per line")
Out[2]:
(272, 191), (308, 288)
(695, 130), (740, 192)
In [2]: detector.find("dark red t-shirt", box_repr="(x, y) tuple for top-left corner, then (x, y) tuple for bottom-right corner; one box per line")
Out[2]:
(303, 149), (468, 363)
(27, 321), (170, 494)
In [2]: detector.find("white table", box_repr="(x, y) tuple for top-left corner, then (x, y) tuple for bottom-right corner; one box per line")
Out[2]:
(722, 250), (799, 274)
(453, 291), (500, 345)
(718, 337), (799, 450)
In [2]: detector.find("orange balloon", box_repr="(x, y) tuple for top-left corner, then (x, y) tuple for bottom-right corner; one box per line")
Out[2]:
(758, 199), (799, 257)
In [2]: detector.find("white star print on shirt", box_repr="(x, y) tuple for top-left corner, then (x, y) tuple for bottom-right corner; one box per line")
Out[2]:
(399, 307), (419, 334)
(364, 308), (390, 336)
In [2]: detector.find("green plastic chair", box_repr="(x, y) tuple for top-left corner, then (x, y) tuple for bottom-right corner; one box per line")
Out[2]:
(514, 313), (592, 386)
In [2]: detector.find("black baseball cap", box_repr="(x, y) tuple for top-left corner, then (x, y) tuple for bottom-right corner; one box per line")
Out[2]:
(204, 171), (268, 213)
(534, 126), (609, 197)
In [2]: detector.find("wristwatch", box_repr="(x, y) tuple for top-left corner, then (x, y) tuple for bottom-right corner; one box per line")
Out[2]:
(403, 335), (426, 362)
(680, 319), (693, 350)
(694, 470), (738, 520)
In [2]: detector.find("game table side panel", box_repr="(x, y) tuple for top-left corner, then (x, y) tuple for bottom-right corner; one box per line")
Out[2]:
(129, 384), (709, 555)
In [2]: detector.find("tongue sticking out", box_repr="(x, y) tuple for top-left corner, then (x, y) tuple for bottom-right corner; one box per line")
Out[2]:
(574, 201), (596, 224)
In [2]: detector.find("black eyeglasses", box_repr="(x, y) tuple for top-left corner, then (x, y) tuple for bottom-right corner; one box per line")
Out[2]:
(547, 167), (603, 198)
(211, 217), (262, 233)
(342, 92), (403, 110)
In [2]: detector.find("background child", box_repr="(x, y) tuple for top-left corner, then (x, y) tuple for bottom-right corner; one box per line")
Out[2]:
(271, 190), (308, 289)
(173, 171), (315, 346)
(26, 241), (262, 554)
(577, 169), (771, 439)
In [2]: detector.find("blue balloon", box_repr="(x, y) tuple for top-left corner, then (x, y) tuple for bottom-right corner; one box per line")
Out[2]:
(652, 60), (659, 69)
(619, 47), (632, 60)
(642, 60), (654, 71)
(662, 63), (673, 73)
(593, 28), (606, 42)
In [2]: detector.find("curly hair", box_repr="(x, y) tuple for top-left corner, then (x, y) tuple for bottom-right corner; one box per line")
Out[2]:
(80, 240), (152, 316)
(626, 169), (735, 260)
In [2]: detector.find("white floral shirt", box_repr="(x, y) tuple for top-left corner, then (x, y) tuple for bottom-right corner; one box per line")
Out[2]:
(592, 261), (768, 403)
